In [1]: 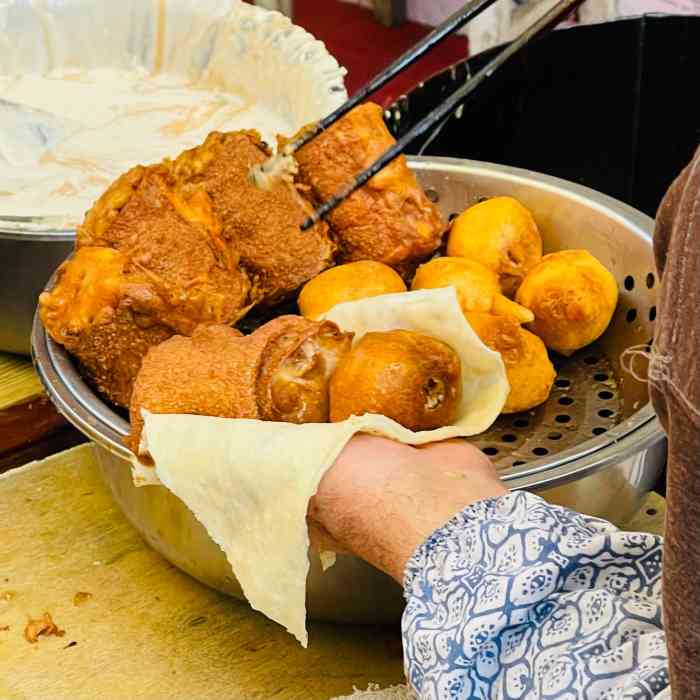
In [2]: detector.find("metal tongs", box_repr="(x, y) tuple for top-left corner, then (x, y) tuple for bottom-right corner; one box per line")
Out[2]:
(253, 0), (585, 229)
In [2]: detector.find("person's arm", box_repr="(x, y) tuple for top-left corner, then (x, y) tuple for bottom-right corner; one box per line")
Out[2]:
(309, 436), (669, 699)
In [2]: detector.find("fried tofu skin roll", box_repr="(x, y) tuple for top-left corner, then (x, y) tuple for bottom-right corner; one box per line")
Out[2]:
(466, 312), (555, 414)
(78, 164), (251, 327)
(516, 250), (618, 356)
(129, 317), (353, 455)
(171, 130), (335, 303)
(290, 103), (445, 271)
(39, 247), (174, 407)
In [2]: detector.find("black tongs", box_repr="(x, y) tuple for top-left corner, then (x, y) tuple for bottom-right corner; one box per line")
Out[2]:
(262, 0), (585, 230)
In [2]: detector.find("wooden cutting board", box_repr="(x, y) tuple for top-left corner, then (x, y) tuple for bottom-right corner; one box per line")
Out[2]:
(0, 444), (665, 700)
(0, 444), (405, 700)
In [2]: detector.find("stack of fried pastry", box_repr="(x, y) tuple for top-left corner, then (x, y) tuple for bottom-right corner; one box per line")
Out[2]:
(40, 99), (619, 437)
(40, 104), (444, 407)
(299, 195), (618, 415)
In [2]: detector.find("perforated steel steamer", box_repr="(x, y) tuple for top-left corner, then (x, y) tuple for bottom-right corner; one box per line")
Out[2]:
(32, 157), (665, 624)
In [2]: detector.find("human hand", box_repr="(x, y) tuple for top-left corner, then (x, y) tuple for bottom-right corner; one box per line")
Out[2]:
(307, 434), (506, 582)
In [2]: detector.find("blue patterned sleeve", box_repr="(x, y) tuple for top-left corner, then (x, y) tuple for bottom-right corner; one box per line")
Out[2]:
(402, 491), (669, 700)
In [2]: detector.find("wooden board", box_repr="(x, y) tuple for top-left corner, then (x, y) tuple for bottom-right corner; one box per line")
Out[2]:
(0, 445), (404, 700)
(0, 353), (42, 411)
(0, 444), (666, 699)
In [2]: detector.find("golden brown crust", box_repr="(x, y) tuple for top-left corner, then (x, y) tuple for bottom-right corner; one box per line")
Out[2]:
(290, 103), (445, 270)
(298, 260), (407, 320)
(78, 168), (251, 333)
(515, 250), (618, 355)
(39, 247), (174, 407)
(128, 316), (352, 453)
(78, 165), (154, 245)
(329, 330), (462, 431)
(41, 164), (253, 406)
(447, 196), (543, 297)
(466, 312), (555, 414)
(256, 319), (353, 422)
(411, 257), (534, 324)
(128, 324), (254, 452)
(177, 131), (335, 303)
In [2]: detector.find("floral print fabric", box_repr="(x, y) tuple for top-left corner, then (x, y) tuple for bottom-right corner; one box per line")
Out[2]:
(403, 492), (669, 699)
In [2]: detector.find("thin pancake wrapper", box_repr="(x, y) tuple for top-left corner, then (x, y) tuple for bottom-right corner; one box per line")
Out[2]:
(137, 287), (508, 646)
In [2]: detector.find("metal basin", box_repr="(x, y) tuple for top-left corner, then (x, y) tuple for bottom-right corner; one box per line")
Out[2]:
(32, 157), (665, 624)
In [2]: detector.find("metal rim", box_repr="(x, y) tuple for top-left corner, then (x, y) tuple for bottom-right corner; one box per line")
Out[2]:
(31, 156), (665, 489)
(0, 220), (75, 242)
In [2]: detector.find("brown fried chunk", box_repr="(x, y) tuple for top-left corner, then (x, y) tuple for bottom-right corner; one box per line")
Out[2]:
(39, 247), (174, 407)
(41, 158), (256, 406)
(171, 130), (335, 303)
(291, 103), (445, 272)
(24, 613), (65, 644)
(78, 165), (251, 332)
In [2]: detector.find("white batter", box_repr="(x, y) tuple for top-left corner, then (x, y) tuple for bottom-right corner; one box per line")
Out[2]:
(0, 68), (292, 225)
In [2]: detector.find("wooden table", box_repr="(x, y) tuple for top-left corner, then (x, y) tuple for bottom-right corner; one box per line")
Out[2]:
(0, 445), (405, 700)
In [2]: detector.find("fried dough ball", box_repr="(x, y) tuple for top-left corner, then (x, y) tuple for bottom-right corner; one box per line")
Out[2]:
(411, 257), (534, 324)
(298, 261), (407, 320)
(290, 103), (445, 272)
(329, 330), (462, 431)
(39, 247), (174, 407)
(515, 250), (618, 356)
(466, 312), (555, 413)
(171, 130), (334, 303)
(129, 317), (353, 454)
(447, 196), (543, 297)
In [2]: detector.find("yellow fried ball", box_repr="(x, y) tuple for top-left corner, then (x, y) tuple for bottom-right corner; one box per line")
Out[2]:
(466, 312), (555, 414)
(515, 250), (618, 356)
(447, 196), (543, 297)
(411, 257), (534, 324)
(298, 260), (406, 320)
(329, 330), (462, 431)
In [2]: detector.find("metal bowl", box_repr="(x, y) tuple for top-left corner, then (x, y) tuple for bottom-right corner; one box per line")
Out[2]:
(0, 0), (346, 354)
(33, 157), (665, 624)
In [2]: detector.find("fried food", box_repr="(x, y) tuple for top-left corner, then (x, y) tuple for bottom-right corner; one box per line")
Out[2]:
(129, 317), (353, 454)
(515, 249), (618, 355)
(290, 103), (445, 271)
(47, 127), (337, 405)
(298, 261), (407, 320)
(171, 130), (334, 303)
(466, 312), (555, 413)
(447, 196), (543, 297)
(39, 247), (174, 407)
(329, 330), (462, 431)
(78, 164), (251, 329)
(43, 164), (253, 406)
(411, 257), (534, 324)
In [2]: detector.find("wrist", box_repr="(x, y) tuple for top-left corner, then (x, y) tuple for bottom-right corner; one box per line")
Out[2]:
(310, 435), (507, 582)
